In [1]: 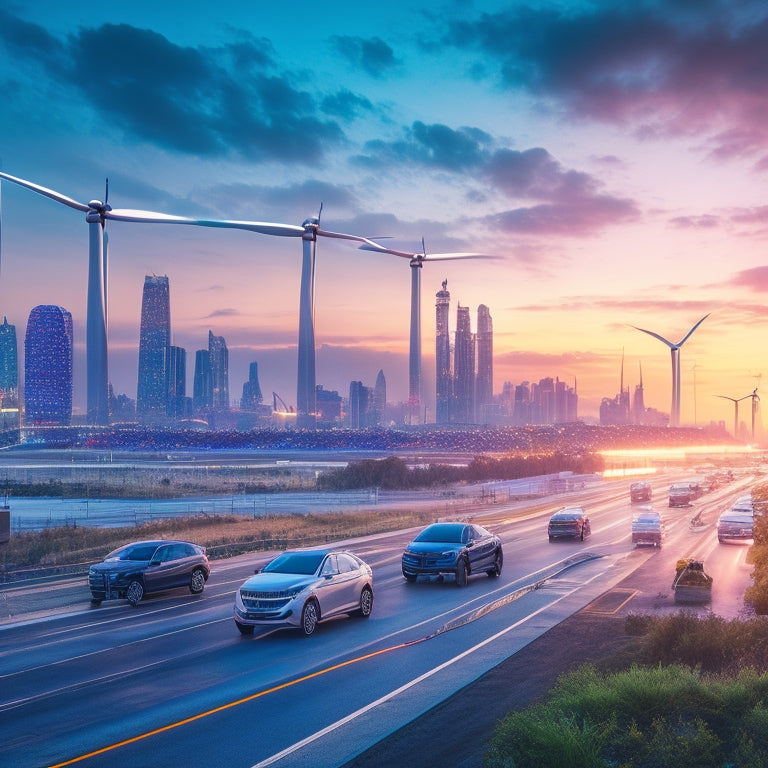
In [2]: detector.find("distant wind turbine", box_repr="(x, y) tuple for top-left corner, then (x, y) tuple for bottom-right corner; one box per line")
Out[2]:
(749, 388), (760, 443)
(631, 314), (710, 427)
(716, 393), (750, 439)
(360, 237), (492, 425)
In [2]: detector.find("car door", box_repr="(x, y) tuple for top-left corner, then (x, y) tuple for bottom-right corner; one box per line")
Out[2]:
(315, 554), (346, 615)
(145, 543), (189, 592)
(468, 525), (494, 570)
(335, 553), (365, 612)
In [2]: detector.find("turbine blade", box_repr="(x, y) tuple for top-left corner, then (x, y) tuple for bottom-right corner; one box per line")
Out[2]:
(631, 325), (675, 348)
(0, 171), (90, 212)
(421, 252), (492, 260)
(357, 242), (413, 258)
(106, 210), (304, 237)
(675, 313), (710, 347)
(317, 229), (399, 251)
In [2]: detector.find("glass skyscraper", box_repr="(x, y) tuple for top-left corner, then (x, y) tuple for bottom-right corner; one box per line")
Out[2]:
(435, 280), (452, 424)
(136, 275), (171, 422)
(241, 361), (263, 411)
(0, 316), (18, 403)
(475, 304), (493, 422)
(208, 330), (229, 411)
(24, 305), (73, 425)
(453, 304), (475, 424)
(165, 345), (186, 419)
(193, 349), (212, 412)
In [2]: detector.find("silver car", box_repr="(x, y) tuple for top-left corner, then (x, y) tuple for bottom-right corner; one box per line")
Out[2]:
(234, 548), (374, 636)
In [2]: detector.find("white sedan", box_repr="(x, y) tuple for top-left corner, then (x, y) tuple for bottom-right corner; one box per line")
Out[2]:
(234, 548), (374, 636)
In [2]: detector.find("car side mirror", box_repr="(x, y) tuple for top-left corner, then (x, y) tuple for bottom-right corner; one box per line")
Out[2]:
(150, 559), (162, 566)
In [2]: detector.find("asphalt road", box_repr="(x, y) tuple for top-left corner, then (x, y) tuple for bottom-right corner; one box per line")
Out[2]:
(0, 473), (757, 768)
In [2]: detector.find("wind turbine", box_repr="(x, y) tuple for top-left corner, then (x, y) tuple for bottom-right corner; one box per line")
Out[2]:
(716, 393), (750, 439)
(359, 237), (490, 425)
(631, 314), (710, 427)
(0, 171), (390, 429)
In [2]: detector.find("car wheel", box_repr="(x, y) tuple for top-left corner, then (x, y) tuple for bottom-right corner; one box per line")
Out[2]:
(403, 573), (417, 583)
(487, 548), (503, 577)
(235, 621), (254, 635)
(301, 598), (320, 636)
(356, 585), (374, 617)
(189, 568), (206, 594)
(90, 596), (103, 606)
(126, 580), (144, 607)
(456, 558), (468, 587)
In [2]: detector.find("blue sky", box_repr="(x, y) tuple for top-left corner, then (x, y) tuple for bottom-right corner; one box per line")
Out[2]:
(1, 0), (768, 428)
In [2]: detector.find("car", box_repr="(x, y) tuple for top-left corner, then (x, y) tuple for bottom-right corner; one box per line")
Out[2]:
(630, 481), (652, 503)
(717, 495), (754, 543)
(631, 509), (664, 547)
(548, 506), (591, 541)
(668, 483), (694, 507)
(88, 539), (210, 606)
(401, 522), (503, 586)
(233, 548), (373, 636)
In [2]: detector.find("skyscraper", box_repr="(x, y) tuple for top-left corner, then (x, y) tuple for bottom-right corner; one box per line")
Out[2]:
(24, 305), (73, 426)
(435, 280), (452, 425)
(165, 345), (186, 419)
(475, 304), (493, 422)
(371, 369), (386, 426)
(349, 381), (370, 428)
(136, 275), (171, 422)
(193, 349), (212, 412)
(208, 330), (229, 411)
(241, 361), (263, 411)
(0, 316), (18, 404)
(453, 304), (475, 423)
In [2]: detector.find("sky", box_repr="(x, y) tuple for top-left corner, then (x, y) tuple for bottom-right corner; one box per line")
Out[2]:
(1, 0), (768, 431)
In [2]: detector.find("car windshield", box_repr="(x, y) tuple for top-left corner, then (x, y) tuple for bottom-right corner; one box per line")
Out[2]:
(720, 514), (753, 524)
(263, 551), (326, 575)
(415, 524), (465, 543)
(553, 511), (581, 520)
(107, 543), (160, 562)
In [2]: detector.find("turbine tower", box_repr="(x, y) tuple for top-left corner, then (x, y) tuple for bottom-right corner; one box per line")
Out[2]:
(716, 393), (750, 439)
(631, 314), (710, 427)
(749, 388), (760, 443)
(360, 237), (490, 425)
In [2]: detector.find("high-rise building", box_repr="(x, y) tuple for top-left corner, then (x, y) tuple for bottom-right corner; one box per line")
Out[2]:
(453, 304), (475, 423)
(0, 316), (18, 405)
(371, 369), (386, 426)
(349, 381), (370, 428)
(136, 275), (171, 422)
(241, 362), (264, 411)
(208, 331), (229, 410)
(193, 349), (212, 412)
(24, 305), (73, 425)
(435, 280), (452, 425)
(165, 345), (186, 419)
(475, 304), (493, 422)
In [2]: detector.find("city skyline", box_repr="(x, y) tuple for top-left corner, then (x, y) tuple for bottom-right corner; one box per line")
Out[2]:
(1, 2), (767, 426)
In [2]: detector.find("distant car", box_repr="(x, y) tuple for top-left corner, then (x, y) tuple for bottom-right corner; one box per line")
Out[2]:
(631, 509), (664, 548)
(717, 495), (754, 543)
(89, 540), (209, 606)
(630, 482), (652, 503)
(548, 506), (591, 541)
(668, 483), (694, 507)
(233, 548), (373, 636)
(401, 522), (503, 586)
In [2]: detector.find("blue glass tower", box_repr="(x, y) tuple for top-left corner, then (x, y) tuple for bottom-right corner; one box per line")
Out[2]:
(136, 275), (171, 422)
(24, 305), (73, 425)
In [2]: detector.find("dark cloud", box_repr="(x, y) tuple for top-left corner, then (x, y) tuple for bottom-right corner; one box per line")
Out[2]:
(443, 1), (768, 156)
(331, 35), (399, 77)
(0, 14), (345, 163)
(358, 121), (494, 171)
(321, 89), (374, 120)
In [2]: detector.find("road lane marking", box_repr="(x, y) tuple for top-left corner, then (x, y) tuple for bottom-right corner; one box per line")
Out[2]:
(47, 554), (609, 767)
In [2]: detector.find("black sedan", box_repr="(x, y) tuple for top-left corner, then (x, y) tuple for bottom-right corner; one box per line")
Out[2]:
(547, 507), (591, 541)
(88, 540), (210, 606)
(401, 522), (503, 586)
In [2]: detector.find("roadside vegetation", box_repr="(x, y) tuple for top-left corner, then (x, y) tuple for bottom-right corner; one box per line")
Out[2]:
(745, 479), (768, 615)
(0, 508), (436, 577)
(317, 453), (604, 490)
(487, 612), (768, 768)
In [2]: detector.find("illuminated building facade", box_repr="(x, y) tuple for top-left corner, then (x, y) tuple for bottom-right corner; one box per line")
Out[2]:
(136, 275), (171, 422)
(24, 305), (73, 425)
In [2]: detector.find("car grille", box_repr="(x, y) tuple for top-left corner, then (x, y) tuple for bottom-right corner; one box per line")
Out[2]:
(89, 571), (107, 591)
(403, 553), (449, 567)
(240, 589), (293, 610)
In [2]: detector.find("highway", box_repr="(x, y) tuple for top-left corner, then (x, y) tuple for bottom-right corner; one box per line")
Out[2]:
(0, 472), (758, 768)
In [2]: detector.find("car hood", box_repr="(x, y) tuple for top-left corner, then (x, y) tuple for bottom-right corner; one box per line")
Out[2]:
(240, 572), (318, 592)
(90, 560), (150, 573)
(406, 541), (462, 554)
